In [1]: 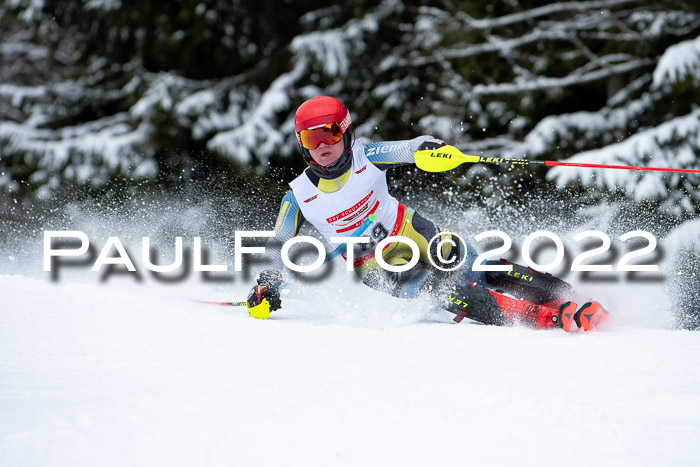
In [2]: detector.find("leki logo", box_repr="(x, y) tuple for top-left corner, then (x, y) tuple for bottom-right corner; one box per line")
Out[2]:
(431, 152), (452, 159)
(507, 270), (534, 282)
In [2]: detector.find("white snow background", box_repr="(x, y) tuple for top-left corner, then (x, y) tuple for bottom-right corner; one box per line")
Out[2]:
(1, 194), (699, 467)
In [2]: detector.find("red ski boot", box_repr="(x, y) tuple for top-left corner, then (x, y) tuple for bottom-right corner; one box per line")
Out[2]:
(490, 291), (578, 331)
(574, 301), (610, 331)
(557, 301), (579, 332)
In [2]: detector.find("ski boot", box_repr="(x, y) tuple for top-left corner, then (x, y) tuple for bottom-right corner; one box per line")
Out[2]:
(490, 291), (579, 331)
(493, 295), (611, 332)
(574, 301), (610, 331)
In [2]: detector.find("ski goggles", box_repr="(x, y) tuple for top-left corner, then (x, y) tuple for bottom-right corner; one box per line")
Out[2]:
(298, 122), (344, 150)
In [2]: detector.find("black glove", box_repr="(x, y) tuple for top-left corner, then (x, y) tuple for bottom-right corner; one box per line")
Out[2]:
(247, 269), (283, 311)
(417, 138), (447, 152)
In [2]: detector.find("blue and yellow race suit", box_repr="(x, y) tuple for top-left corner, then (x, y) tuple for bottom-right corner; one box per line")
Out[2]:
(260, 136), (485, 299)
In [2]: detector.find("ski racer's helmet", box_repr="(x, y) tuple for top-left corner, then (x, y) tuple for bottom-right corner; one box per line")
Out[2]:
(294, 96), (354, 179)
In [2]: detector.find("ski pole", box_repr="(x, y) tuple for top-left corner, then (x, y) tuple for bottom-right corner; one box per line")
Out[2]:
(193, 300), (247, 307)
(194, 215), (376, 307)
(414, 145), (700, 174)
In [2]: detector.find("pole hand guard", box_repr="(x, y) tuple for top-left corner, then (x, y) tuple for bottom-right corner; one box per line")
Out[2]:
(246, 269), (284, 319)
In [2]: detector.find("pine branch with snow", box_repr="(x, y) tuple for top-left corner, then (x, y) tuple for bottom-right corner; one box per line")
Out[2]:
(1, 0), (699, 210)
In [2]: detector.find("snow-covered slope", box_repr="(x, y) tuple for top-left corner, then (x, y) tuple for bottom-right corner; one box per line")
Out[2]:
(1, 190), (698, 466)
(1, 268), (699, 467)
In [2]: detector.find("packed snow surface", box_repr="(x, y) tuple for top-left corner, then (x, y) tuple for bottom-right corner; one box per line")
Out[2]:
(1, 270), (699, 467)
(1, 189), (698, 466)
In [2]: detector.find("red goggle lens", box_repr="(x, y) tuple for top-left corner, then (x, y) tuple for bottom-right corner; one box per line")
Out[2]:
(299, 123), (344, 150)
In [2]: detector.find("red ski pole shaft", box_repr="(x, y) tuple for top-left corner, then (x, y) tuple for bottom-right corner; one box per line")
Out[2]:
(474, 156), (700, 173)
(542, 160), (700, 173)
(193, 299), (247, 307)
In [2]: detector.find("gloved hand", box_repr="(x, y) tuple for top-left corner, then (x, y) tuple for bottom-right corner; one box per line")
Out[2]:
(416, 138), (447, 152)
(246, 269), (283, 319)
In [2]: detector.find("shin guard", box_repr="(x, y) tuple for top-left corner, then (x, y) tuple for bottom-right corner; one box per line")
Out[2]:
(443, 284), (505, 325)
(484, 259), (572, 305)
(443, 284), (576, 331)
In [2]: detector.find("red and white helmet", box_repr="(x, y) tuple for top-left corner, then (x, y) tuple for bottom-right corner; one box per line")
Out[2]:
(294, 96), (354, 179)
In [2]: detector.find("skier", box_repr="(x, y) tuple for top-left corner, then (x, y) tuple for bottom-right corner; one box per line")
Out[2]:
(246, 96), (608, 331)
